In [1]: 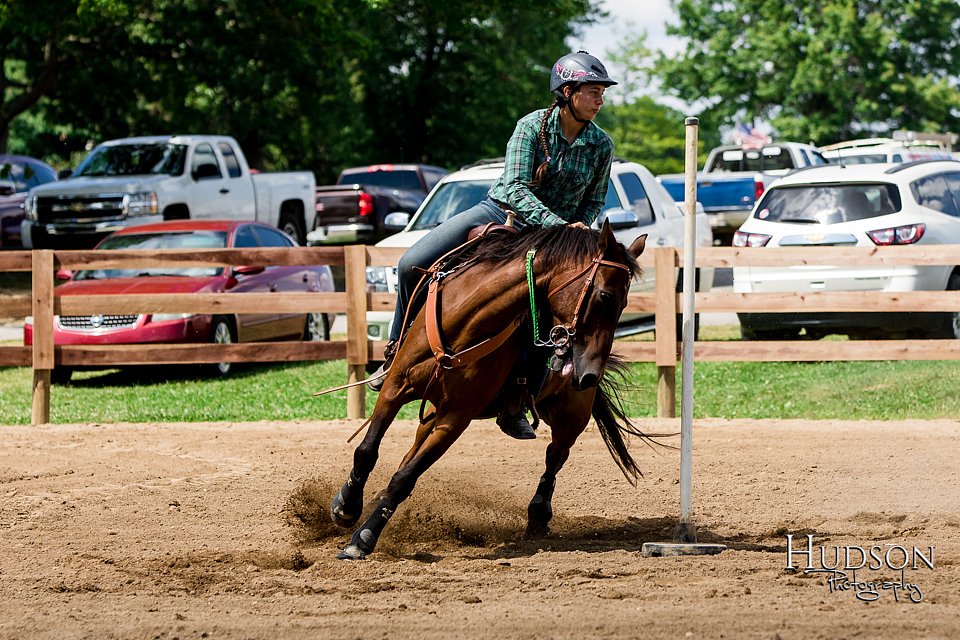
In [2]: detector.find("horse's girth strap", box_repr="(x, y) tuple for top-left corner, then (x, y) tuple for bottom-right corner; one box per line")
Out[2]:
(426, 278), (521, 369)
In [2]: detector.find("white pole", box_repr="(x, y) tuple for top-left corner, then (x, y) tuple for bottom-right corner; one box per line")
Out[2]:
(677, 116), (699, 543)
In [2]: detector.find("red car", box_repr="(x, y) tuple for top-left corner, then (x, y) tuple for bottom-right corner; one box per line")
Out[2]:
(24, 220), (335, 382)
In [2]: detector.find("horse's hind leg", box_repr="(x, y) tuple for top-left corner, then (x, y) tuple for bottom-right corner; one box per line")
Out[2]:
(337, 411), (468, 560)
(331, 392), (407, 528)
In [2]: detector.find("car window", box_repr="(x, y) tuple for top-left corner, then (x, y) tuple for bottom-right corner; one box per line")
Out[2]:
(755, 183), (902, 224)
(192, 143), (222, 178)
(338, 168), (423, 191)
(943, 173), (960, 216)
(253, 225), (294, 247)
(422, 168), (447, 191)
(912, 173), (960, 217)
(618, 172), (655, 225)
(410, 179), (496, 230)
(73, 231), (227, 279)
(217, 142), (242, 178)
(757, 146), (794, 171)
(75, 143), (187, 177)
(601, 179), (622, 212)
(233, 225), (258, 248)
(0, 160), (55, 191)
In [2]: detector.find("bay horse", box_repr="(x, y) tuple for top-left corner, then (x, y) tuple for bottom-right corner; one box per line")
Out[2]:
(331, 221), (647, 559)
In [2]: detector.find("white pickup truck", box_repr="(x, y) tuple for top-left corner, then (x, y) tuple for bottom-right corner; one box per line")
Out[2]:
(21, 134), (316, 248)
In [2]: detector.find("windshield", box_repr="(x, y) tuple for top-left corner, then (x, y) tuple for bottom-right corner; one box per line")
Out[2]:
(73, 231), (227, 280)
(75, 143), (188, 177)
(0, 160), (57, 192)
(754, 183), (902, 224)
(411, 179), (496, 230)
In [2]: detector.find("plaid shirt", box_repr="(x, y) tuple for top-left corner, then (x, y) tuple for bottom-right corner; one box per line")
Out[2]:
(488, 107), (613, 226)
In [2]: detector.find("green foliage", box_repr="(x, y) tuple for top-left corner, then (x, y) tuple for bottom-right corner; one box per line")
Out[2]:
(655, 0), (960, 145)
(1, 0), (602, 181)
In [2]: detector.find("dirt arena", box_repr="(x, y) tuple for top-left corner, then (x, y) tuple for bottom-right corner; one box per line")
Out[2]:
(0, 417), (957, 639)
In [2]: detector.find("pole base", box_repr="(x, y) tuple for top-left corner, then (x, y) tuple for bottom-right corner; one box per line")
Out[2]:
(641, 542), (727, 557)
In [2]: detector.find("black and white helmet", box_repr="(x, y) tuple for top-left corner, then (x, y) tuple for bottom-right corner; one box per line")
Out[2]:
(550, 51), (618, 97)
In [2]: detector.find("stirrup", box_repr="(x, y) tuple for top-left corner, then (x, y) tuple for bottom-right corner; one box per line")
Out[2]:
(367, 341), (398, 392)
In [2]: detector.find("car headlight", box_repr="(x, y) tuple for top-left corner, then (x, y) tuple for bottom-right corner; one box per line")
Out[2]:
(124, 192), (159, 217)
(23, 195), (37, 220)
(150, 313), (192, 322)
(366, 267), (388, 293)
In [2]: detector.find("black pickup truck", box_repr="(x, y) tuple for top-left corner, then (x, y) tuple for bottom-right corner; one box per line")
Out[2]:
(306, 163), (448, 244)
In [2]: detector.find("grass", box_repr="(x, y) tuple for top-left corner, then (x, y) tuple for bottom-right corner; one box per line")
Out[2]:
(2, 323), (960, 424)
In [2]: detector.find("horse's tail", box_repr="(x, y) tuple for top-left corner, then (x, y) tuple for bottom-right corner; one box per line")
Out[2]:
(592, 355), (676, 486)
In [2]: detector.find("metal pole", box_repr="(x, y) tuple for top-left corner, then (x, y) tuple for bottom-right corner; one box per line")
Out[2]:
(676, 116), (699, 543)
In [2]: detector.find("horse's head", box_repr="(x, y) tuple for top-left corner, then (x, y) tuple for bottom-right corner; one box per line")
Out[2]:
(548, 222), (646, 391)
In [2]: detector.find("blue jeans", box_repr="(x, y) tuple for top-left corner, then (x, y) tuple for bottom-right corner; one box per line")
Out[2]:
(389, 197), (527, 343)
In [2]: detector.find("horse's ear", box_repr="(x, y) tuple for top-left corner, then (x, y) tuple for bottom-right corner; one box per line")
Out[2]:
(628, 233), (647, 258)
(598, 219), (615, 251)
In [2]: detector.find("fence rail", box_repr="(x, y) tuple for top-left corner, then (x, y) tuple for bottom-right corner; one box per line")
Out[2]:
(3, 244), (960, 425)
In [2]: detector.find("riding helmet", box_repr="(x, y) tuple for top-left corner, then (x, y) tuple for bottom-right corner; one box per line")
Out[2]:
(550, 51), (618, 97)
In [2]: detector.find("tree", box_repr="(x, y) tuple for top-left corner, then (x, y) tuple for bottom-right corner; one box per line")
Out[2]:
(655, 0), (960, 145)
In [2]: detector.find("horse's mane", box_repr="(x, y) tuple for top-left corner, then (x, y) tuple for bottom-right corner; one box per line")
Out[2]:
(460, 225), (640, 277)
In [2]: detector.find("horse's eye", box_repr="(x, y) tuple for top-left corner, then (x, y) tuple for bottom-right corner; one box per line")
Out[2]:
(598, 290), (614, 305)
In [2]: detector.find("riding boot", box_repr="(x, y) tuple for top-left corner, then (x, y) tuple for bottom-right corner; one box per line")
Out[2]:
(367, 340), (398, 392)
(496, 378), (536, 440)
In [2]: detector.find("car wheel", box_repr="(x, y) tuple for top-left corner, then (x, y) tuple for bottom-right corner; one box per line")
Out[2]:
(279, 212), (306, 246)
(303, 312), (331, 341)
(933, 273), (960, 339)
(50, 367), (73, 385)
(207, 316), (236, 377)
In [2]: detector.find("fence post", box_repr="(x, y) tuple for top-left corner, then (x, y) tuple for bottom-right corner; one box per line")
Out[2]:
(31, 250), (55, 425)
(343, 245), (369, 419)
(654, 247), (678, 418)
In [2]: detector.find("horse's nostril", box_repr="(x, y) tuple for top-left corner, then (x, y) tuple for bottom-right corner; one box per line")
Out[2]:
(578, 373), (599, 389)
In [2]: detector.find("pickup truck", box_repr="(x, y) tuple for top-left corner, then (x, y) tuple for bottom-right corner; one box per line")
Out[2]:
(21, 134), (316, 249)
(306, 163), (448, 245)
(657, 141), (826, 244)
(364, 157), (715, 359)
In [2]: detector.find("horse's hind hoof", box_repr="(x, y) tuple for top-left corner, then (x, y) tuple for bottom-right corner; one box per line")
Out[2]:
(337, 544), (367, 561)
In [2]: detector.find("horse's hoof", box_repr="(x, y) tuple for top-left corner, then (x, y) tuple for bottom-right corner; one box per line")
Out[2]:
(330, 492), (359, 528)
(337, 544), (367, 560)
(525, 522), (550, 538)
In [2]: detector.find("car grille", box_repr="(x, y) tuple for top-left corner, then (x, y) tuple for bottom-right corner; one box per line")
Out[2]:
(57, 315), (140, 330)
(36, 194), (126, 223)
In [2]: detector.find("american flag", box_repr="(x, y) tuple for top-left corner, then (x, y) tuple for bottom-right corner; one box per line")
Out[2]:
(733, 122), (769, 149)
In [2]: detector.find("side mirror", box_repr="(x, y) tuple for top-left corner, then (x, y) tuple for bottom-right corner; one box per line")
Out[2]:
(595, 208), (640, 230)
(233, 264), (265, 276)
(57, 169), (73, 180)
(192, 163), (221, 180)
(383, 211), (410, 232)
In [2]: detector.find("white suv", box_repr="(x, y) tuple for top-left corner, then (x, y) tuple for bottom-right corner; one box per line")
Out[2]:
(365, 158), (714, 350)
(733, 159), (960, 339)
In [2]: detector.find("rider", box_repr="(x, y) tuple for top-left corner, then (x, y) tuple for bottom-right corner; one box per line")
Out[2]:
(370, 51), (617, 440)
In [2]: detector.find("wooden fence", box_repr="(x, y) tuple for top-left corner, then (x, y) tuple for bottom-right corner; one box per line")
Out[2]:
(2, 244), (960, 425)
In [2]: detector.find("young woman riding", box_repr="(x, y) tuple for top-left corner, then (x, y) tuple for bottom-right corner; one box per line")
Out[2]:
(370, 51), (618, 440)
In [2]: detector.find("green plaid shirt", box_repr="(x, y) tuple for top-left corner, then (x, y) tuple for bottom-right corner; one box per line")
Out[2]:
(488, 107), (613, 226)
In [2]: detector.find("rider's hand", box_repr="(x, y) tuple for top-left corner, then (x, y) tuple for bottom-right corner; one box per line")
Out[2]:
(568, 221), (589, 230)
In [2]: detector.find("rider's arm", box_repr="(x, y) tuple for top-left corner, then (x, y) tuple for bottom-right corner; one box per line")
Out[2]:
(499, 115), (568, 227)
(573, 139), (614, 225)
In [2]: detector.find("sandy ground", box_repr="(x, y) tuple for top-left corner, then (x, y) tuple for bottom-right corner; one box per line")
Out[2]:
(0, 417), (958, 639)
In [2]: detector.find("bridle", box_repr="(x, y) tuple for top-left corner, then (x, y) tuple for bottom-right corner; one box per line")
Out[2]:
(528, 246), (633, 362)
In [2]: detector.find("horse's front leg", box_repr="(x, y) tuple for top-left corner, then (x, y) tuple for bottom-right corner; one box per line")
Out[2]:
(526, 388), (595, 537)
(331, 387), (408, 527)
(338, 411), (469, 560)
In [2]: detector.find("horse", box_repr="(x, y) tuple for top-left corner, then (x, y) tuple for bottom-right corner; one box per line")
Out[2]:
(330, 221), (648, 559)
